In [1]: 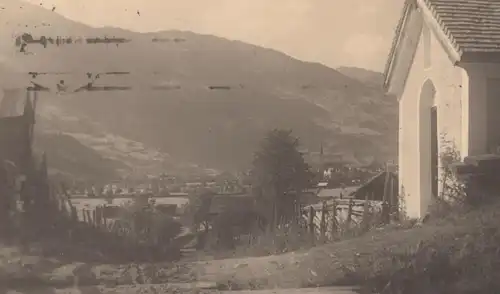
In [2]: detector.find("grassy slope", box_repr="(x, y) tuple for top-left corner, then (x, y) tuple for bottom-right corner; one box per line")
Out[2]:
(33, 132), (127, 183)
(189, 202), (500, 293)
(1, 202), (500, 293)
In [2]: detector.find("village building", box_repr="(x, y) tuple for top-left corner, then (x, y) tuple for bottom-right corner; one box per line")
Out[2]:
(317, 186), (358, 199)
(384, 0), (500, 218)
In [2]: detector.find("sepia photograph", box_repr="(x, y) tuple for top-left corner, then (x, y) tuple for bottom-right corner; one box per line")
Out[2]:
(0, 0), (498, 293)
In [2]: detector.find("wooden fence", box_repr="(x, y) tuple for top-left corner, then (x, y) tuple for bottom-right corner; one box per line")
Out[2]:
(61, 200), (142, 241)
(73, 205), (147, 239)
(302, 197), (390, 243)
(302, 166), (399, 243)
(50, 191), (183, 262)
(75, 205), (114, 230)
(53, 194), (115, 237)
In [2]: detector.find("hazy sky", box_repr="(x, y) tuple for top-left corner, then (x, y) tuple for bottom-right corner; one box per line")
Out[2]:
(21, 0), (404, 71)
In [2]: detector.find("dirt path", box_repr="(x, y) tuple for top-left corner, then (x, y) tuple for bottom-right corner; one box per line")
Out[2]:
(0, 241), (361, 292)
(2, 285), (359, 294)
(1, 208), (493, 294)
(220, 287), (359, 294)
(187, 223), (468, 289)
(0, 241), (354, 290)
(188, 252), (308, 289)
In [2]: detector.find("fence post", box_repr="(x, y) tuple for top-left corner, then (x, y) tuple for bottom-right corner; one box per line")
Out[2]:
(320, 201), (327, 243)
(82, 209), (87, 223)
(347, 199), (354, 228)
(71, 206), (78, 222)
(86, 210), (92, 226)
(381, 163), (392, 225)
(99, 206), (104, 227)
(102, 207), (107, 228)
(361, 195), (370, 232)
(100, 206), (105, 227)
(94, 207), (98, 227)
(100, 206), (104, 227)
(308, 206), (315, 244)
(383, 164), (391, 205)
(331, 200), (337, 240)
(381, 201), (390, 225)
(389, 173), (398, 222)
(92, 209), (97, 227)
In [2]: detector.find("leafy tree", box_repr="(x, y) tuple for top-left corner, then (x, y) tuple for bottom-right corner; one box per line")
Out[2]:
(182, 189), (215, 233)
(180, 189), (216, 249)
(210, 208), (266, 250)
(120, 197), (182, 251)
(251, 129), (313, 231)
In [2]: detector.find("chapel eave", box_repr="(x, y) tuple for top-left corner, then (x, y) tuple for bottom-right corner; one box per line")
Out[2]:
(383, 0), (463, 96)
(383, 1), (412, 92)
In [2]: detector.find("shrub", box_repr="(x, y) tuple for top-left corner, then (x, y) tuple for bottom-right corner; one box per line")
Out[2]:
(119, 197), (182, 255)
(429, 136), (467, 218)
(354, 210), (500, 294)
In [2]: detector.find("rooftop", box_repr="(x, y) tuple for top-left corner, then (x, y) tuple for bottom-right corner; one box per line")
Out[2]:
(423, 0), (500, 57)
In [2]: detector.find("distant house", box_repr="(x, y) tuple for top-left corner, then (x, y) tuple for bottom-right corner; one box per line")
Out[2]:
(317, 186), (358, 199)
(350, 171), (398, 202)
(384, 0), (500, 218)
(317, 182), (328, 188)
(167, 192), (189, 198)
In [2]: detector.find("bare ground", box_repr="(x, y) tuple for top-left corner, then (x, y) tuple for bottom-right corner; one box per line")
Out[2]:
(187, 223), (458, 289)
(0, 224), (452, 292)
(0, 203), (496, 293)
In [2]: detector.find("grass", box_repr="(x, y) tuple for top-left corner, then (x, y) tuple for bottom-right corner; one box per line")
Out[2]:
(187, 200), (500, 293)
(0, 243), (195, 290)
(353, 202), (500, 294)
(2, 200), (500, 293)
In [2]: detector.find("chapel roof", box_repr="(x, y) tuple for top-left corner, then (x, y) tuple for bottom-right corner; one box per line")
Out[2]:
(422, 0), (500, 55)
(383, 0), (500, 92)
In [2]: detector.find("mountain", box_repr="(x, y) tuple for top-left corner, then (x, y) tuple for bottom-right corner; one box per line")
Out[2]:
(33, 132), (127, 184)
(337, 67), (385, 88)
(0, 0), (398, 173)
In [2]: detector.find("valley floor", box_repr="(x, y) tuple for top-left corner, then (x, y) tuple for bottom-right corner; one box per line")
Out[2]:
(1, 201), (499, 293)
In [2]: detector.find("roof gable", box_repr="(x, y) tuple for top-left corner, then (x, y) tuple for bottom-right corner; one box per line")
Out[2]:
(384, 0), (500, 94)
(383, 1), (425, 96)
(423, 0), (500, 59)
(383, 1), (413, 89)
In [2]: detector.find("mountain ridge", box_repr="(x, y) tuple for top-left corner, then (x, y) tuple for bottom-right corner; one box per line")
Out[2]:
(337, 66), (385, 87)
(0, 0), (398, 176)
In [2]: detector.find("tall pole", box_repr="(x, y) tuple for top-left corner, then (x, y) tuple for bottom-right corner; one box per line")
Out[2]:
(25, 88), (35, 145)
(33, 90), (38, 113)
(320, 141), (324, 174)
(32, 90), (38, 141)
(25, 88), (32, 144)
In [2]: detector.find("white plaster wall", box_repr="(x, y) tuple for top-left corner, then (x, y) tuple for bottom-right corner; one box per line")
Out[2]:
(398, 9), (465, 219)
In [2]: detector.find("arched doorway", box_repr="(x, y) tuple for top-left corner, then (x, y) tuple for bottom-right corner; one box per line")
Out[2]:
(419, 79), (438, 215)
